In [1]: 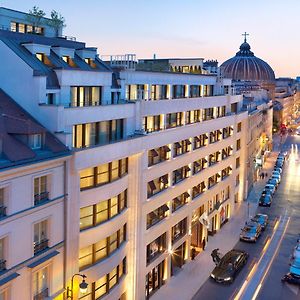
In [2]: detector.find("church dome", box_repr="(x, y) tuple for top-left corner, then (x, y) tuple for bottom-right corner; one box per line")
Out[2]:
(220, 35), (275, 82)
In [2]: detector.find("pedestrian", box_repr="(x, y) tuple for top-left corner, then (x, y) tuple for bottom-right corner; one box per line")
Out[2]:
(191, 247), (196, 260)
(265, 172), (268, 178)
(202, 237), (206, 251)
(262, 172), (265, 179)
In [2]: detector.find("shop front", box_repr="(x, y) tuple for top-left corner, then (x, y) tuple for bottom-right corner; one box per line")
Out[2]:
(171, 242), (186, 276)
(191, 205), (206, 252)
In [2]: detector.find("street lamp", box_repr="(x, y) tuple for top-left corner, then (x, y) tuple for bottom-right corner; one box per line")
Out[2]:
(67, 274), (88, 299)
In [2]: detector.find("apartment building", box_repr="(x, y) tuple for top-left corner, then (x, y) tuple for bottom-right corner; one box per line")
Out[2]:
(0, 7), (249, 300)
(0, 89), (70, 300)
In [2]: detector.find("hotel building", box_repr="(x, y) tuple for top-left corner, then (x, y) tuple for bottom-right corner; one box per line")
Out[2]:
(0, 7), (250, 300)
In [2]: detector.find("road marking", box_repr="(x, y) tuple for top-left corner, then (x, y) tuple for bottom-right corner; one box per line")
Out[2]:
(252, 216), (290, 299)
(285, 283), (299, 295)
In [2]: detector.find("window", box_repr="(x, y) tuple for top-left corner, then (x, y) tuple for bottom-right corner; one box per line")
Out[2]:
(194, 134), (208, 149)
(172, 218), (187, 244)
(34, 176), (48, 205)
(0, 188), (6, 218)
(71, 86), (101, 106)
(203, 107), (214, 120)
(236, 157), (240, 168)
(79, 258), (126, 300)
(73, 120), (124, 148)
(236, 174), (240, 187)
(79, 225), (126, 270)
(166, 112), (183, 129)
(173, 139), (191, 157)
(35, 53), (52, 66)
(237, 139), (241, 150)
(222, 166), (232, 180)
(84, 58), (97, 69)
(0, 238), (6, 271)
(193, 158), (207, 174)
(80, 190), (127, 230)
(33, 220), (48, 255)
(145, 260), (165, 298)
(147, 175), (168, 198)
(33, 266), (49, 300)
(147, 204), (169, 229)
(192, 181), (206, 199)
(143, 115), (163, 133)
(148, 145), (171, 166)
(146, 233), (166, 264)
(237, 122), (242, 132)
(172, 166), (190, 185)
(80, 159), (128, 190)
(172, 192), (189, 212)
(29, 134), (42, 149)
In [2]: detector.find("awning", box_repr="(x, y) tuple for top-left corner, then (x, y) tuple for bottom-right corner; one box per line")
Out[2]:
(161, 204), (169, 212)
(148, 181), (156, 191)
(184, 192), (190, 198)
(28, 250), (59, 268)
(160, 175), (168, 184)
(163, 145), (171, 152)
(0, 272), (20, 286)
(175, 142), (182, 148)
(150, 149), (159, 157)
(186, 139), (192, 145)
(194, 161), (200, 167)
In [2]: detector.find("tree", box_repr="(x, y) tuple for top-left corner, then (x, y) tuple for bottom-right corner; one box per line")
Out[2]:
(47, 10), (66, 37)
(27, 6), (46, 29)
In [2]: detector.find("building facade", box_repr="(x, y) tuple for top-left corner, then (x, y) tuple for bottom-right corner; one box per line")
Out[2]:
(0, 8), (252, 300)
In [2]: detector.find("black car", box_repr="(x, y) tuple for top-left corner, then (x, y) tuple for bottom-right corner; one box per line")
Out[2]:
(282, 273), (300, 285)
(259, 194), (272, 207)
(210, 249), (249, 283)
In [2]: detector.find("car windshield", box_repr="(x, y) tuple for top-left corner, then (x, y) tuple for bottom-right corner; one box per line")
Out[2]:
(243, 226), (255, 233)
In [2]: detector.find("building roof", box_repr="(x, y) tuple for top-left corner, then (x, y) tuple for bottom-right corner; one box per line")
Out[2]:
(0, 89), (70, 170)
(220, 37), (275, 83)
(0, 30), (112, 89)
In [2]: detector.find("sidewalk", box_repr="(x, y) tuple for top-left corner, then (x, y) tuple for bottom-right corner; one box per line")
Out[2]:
(151, 152), (278, 300)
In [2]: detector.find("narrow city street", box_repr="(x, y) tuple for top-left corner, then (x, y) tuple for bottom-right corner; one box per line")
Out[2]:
(193, 134), (300, 300)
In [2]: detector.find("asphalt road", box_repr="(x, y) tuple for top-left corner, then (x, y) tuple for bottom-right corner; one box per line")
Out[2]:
(192, 134), (300, 300)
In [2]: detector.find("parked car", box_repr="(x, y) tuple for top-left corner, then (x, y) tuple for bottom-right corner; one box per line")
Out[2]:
(251, 214), (269, 230)
(274, 167), (282, 174)
(282, 258), (300, 285)
(259, 194), (272, 207)
(275, 160), (284, 168)
(240, 221), (262, 242)
(264, 183), (276, 195)
(267, 178), (279, 188)
(271, 174), (281, 184)
(272, 172), (281, 182)
(210, 249), (249, 283)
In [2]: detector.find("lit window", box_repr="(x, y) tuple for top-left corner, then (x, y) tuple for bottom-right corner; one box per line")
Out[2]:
(36, 53), (44, 62)
(33, 266), (49, 299)
(29, 134), (42, 149)
(11, 22), (17, 32)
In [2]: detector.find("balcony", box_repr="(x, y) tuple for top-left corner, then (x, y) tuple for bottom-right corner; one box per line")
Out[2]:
(0, 259), (6, 272)
(0, 206), (6, 218)
(34, 192), (49, 206)
(33, 288), (49, 300)
(34, 239), (49, 255)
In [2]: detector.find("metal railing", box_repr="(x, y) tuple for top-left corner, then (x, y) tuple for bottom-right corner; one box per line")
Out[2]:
(34, 239), (49, 255)
(0, 206), (6, 218)
(33, 288), (48, 300)
(0, 259), (6, 271)
(34, 192), (49, 206)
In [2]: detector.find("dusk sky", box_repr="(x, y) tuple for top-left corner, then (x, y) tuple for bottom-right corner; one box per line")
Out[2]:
(3, 0), (300, 77)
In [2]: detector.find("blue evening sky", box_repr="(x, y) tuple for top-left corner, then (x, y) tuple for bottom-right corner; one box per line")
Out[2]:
(3, 0), (300, 77)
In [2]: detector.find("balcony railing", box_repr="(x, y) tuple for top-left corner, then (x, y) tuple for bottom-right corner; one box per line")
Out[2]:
(0, 206), (6, 218)
(34, 239), (49, 255)
(34, 192), (49, 206)
(33, 288), (49, 300)
(0, 259), (6, 271)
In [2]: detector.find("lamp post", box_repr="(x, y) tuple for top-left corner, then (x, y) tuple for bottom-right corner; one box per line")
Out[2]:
(66, 274), (88, 299)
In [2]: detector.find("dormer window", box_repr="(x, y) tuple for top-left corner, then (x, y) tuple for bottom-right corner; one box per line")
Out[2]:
(84, 58), (97, 69)
(10, 22), (44, 35)
(29, 134), (42, 150)
(62, 56), (77, 67)
(35, 53), (53, 67)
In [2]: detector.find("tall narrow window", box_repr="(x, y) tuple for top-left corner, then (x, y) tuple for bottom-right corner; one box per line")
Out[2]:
(0, 188), (6, 218)
(33, 266), (49, 300)
(0, 238), (6, 271)
(33, 220), (48, 255)
(34, 176), (48, 205)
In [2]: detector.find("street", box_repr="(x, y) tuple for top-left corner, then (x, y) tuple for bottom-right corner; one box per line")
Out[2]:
(193, 134), (300, 300)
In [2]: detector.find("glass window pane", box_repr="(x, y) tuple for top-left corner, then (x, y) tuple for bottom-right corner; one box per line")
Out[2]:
(109, 232), (118, 253)
(79, 245), (93, 270)
(111, 161), (119, 181)
(95, 275), (107, 298)
(80, 206), (93, 230)
(110, 196), (118, 218)
(80, 168), (94, 189)
(96, 201), (108, 224)
(97, 164), (109, 185)
(109, 267), (118, 289)
(94, 239), (107, 262)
